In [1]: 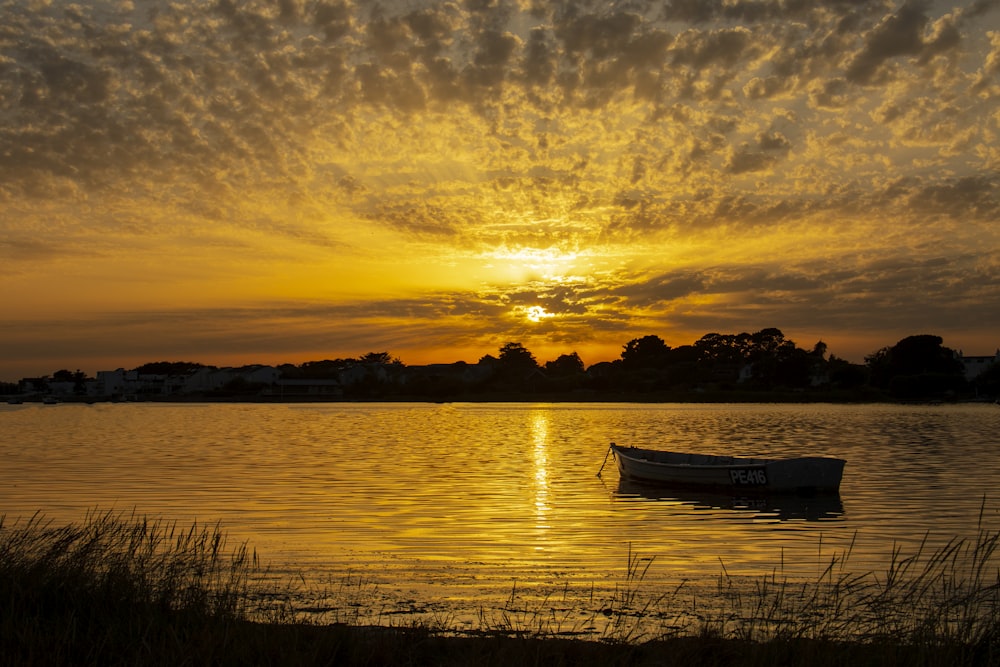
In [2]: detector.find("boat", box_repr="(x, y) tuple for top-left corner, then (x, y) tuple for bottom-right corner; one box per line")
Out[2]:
(608, 442), (845, 493)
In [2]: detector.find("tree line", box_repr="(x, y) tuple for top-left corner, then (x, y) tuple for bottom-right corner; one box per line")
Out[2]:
(15, 328), (996, 402)
(450, 330), (995, 401)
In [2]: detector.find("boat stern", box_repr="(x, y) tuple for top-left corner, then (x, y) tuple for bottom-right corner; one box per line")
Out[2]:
(764, 457), (845, 492)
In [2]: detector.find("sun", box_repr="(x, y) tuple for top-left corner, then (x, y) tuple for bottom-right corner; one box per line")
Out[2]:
(526, 306), (554, 323)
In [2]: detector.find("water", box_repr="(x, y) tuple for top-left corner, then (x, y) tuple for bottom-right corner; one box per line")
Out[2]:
(2, 401), (999, 623)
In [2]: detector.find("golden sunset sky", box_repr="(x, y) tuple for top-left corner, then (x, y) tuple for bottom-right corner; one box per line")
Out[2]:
(2, 0), (999, 380)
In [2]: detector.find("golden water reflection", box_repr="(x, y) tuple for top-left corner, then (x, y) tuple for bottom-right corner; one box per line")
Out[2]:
(530, 409), (550, 534)
(2, 402), (1000, 626)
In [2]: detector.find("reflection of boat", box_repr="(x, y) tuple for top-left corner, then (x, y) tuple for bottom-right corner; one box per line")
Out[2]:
(609, 443), (845, 492)
(615, 478), (844, 522)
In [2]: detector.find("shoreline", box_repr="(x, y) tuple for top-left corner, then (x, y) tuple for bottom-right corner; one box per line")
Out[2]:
(10, 386), (997, 404)
(211, 622), (998, 666)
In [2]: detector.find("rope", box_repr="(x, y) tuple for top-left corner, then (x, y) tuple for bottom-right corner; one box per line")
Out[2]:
(597, 443), (614, 478)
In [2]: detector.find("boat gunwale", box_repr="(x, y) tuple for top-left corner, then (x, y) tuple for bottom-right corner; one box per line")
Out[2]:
(610, 444), (775, 468)
(609, 443), (843, 468)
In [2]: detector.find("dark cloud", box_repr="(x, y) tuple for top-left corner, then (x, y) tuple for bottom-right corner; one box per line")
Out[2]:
(964, 0), (1000, 19)
(520, 26), (557, 88)
(670, 27), (754, 69)
(1, 0), (990, 205)
(616, 270), (709, 305)
(809, 78), (852, 109)
(661, 0), (880, 24)
(845, 1), (930, 83)
(365, 200), (464, 238)
(725, 130), (791, 174)
(558, 11), (644, 56)
(313, 1), (354, 41)
(905, 175), (1000, 218)
(919, 13), (962, 62)
(603, 251), (1000, 347)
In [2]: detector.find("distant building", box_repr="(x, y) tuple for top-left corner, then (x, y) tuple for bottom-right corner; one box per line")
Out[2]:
(958, 350), (1000, 381)
(233, 365), (280, 386)
(401, 362), (494, 385)
(96, 368), (135, 396)
(338, 362), (388, 385)
(184, 367), (226, 392)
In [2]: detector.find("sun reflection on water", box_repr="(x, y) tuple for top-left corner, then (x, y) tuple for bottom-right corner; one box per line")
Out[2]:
(530, 410), (550, 540)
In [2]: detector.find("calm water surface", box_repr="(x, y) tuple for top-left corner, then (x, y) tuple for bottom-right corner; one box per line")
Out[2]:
(3, 402), (999, 621)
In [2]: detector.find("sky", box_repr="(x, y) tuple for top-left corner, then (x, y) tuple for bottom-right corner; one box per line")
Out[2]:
(2, 0), (999, 381)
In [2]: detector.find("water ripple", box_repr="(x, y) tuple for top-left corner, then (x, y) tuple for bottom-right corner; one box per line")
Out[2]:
(3, 401), (999, 618)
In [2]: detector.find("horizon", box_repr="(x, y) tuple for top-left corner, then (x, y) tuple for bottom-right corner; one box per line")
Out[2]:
(3, 1), (999, 384)
(4, 328), (996, 384)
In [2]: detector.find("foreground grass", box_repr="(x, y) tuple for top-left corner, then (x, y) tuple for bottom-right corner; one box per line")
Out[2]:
(2, 511), (1000, 666)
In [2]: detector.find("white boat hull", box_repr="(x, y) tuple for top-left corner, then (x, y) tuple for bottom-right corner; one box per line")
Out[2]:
(610, 443), (844, 492)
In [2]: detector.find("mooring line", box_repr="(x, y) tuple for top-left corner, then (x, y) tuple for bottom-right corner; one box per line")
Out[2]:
(597, 443), (614, 477)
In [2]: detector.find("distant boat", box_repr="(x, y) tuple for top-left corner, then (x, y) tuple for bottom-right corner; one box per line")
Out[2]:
(608, 443), (845, 493)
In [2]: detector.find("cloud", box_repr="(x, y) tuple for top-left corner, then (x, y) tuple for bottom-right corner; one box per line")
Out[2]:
(846, 1), (931, 84)
(1, 0), (999, 377)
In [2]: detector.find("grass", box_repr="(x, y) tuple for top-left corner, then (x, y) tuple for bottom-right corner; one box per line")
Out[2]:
(706, 531), (1000, 649)
(2, 510), (1000, 665)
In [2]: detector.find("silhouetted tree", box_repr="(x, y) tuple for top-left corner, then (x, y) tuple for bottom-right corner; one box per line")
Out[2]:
(621, 335), (671, 368)
(693, 333), (749, 384)
(744, 329), (805, 388)
(545, 352), (585, 376)
(895, 335), (963, 375)
(43, 369), (92, 395)
(865, 347), (891, 381)
(72, 370), (88, 395)
(659, 345), (700, 387)
(489, 342), (540, 391)
(359, 352), (402, 365)
(771, 347), (815, 388)
(295, 359), (352, 378)
(748, 328), (796, 361)
(866, 334), (965, 397)
(694, 333), (749, 366)
(828, 355), (868, 389)
(497, 342), (537, 371)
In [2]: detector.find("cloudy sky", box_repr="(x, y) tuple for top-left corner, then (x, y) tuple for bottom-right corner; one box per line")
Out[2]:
(2, 0), (999, 379)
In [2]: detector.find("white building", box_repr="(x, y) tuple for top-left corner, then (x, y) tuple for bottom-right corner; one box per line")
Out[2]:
(96, 369), (137, 396)
(958, 350), (1000, 381)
